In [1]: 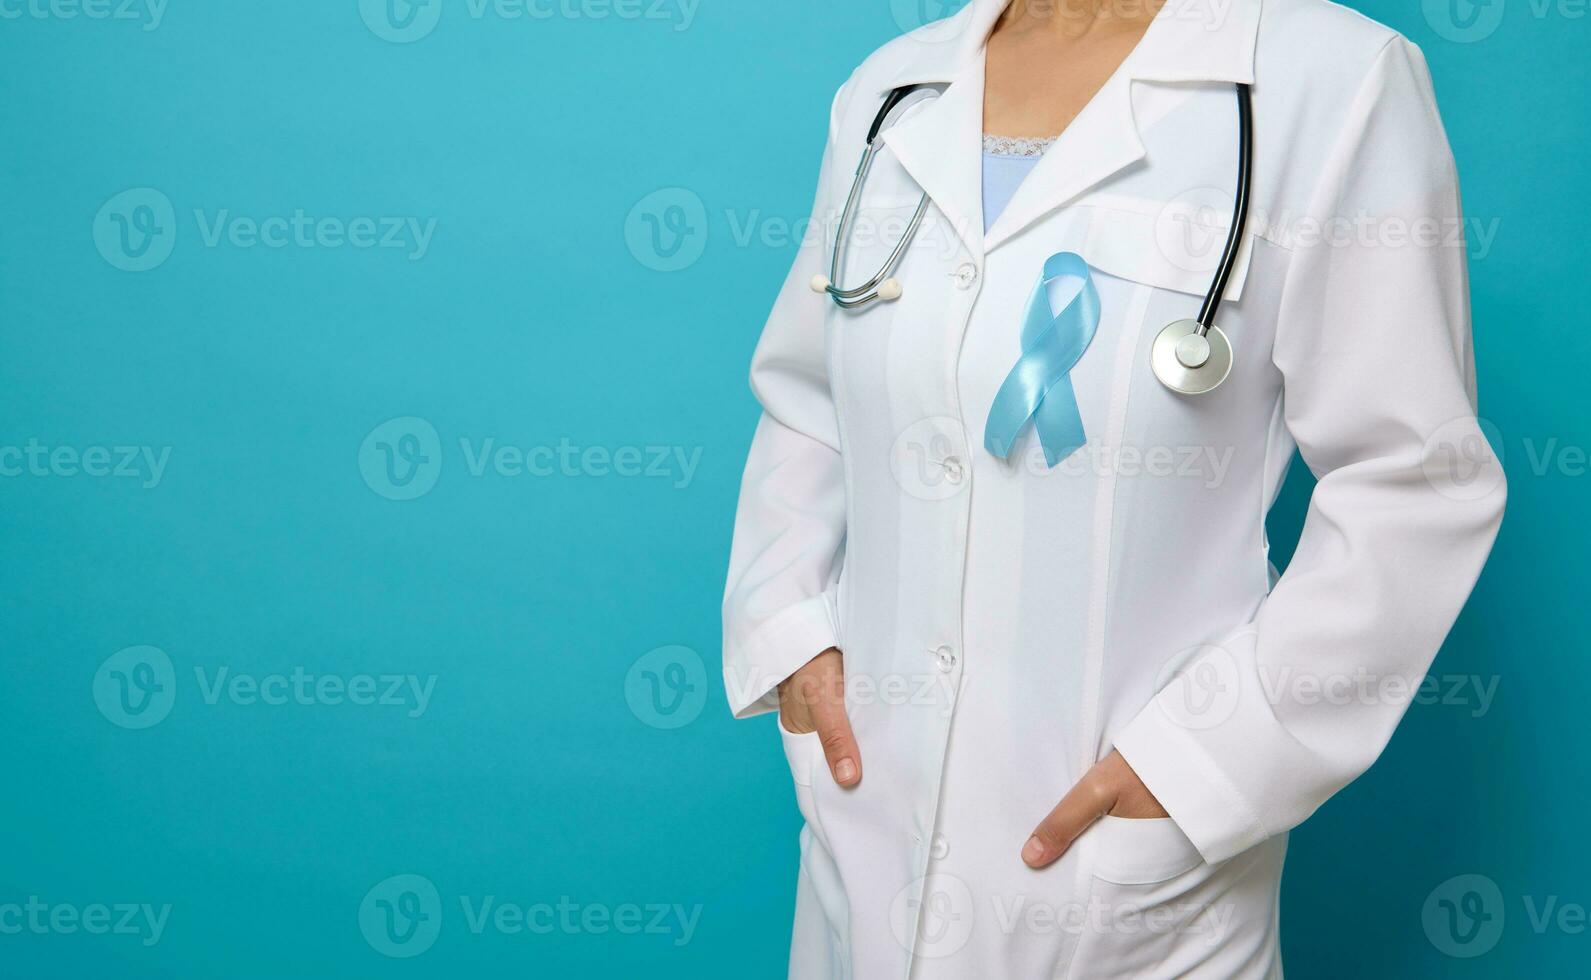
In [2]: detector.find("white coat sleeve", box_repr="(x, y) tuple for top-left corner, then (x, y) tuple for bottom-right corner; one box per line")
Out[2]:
(1113, 39), (1506, 863)
(720, 79), (854, 719)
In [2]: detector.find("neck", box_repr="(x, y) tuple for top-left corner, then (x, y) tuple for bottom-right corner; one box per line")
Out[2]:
(996, 0), (1165, 37)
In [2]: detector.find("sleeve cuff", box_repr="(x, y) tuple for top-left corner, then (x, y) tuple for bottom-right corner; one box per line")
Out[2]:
(723, 592), (839, 719)
(1113, 687), (1271, 865)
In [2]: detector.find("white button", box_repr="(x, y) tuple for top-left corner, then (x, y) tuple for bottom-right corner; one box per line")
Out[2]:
(930, 833), (950, 860)
(934, 645), (957, 672)
(952, 263), (979, 289)
(941, 456), (964, 484)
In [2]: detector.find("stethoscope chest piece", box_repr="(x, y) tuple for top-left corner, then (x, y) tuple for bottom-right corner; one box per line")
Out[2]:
(1152, 318), (1233, 395)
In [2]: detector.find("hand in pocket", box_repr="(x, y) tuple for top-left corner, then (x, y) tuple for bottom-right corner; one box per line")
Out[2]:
(1022, 750), (1169, 867)
(777, 647), (862, 787)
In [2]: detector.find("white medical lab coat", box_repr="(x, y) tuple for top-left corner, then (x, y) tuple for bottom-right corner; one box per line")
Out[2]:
(722, 1), (1506, 976)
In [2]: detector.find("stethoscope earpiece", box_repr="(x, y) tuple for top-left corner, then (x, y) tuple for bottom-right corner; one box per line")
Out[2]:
(811, 273), (903, 302)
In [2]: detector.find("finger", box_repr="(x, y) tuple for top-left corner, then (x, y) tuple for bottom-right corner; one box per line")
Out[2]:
(1023, 770), (1118, 868)
(806, 664), (861, 787)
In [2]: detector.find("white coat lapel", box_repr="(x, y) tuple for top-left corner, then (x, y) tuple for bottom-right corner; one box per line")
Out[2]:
(982, 69), (1145, 251)
(981, 0), (1264, 251)
(870, 0), (1262, 254)
(865, 0), (1011, 257)
(876, 56), (989, 258)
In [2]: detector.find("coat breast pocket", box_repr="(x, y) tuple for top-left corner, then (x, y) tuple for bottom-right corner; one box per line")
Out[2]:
(1079, 194), (1257, 309)
(1069, 194), (1280, 460)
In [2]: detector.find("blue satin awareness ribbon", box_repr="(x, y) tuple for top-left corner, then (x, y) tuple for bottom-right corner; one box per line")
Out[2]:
(983, 252), (1101, 467)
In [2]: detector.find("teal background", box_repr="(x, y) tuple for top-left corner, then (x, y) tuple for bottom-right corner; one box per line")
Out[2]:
(0, 0), (1583, 976)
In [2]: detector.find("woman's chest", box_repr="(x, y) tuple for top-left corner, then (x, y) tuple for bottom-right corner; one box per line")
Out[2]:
(824, 201), (1293, 475)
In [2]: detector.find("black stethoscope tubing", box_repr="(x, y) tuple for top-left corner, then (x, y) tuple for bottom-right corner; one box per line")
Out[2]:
(1196, 83), (1253, 334)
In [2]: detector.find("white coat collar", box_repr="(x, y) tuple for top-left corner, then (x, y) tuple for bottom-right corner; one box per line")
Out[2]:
(876, 0), (1262, 253)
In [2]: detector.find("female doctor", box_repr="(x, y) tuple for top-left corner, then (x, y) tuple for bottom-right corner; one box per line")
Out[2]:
(722, 0), (1505, 976)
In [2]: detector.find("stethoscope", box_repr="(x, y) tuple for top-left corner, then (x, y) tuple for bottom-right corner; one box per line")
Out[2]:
(811, 83), (1254, 396)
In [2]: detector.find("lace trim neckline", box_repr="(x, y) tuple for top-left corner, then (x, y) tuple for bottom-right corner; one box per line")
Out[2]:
(982, 134), (1058, 157)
